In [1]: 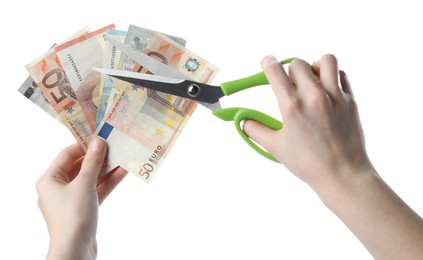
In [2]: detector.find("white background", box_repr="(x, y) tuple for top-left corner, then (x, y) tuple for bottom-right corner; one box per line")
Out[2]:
(1, 1), (423, 259)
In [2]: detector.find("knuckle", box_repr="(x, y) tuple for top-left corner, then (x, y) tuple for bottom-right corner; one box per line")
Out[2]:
(35, 177), (43, 192)
(288, 59), (305, 72)
(320, 54), (339, 75)
(340, 92), (356, 107)
(284, 96), (303, 114)
(291, 58), (307, 66)
(322, 54), (338, 65)
(309, 91), (331, 109)
(35, 175), (50, 196)
(347, 97), (358, 111)
(262, 57), (284, 75)
(59, 146), (74, 159)
(84, 155), (104, 167)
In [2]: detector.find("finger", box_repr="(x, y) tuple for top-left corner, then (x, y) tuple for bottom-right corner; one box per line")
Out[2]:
(93, 158), (114, 183)
(243, 120), (279, 154)
(44, 143), (84, 179)
(65, 156), (85, 182)
(313, 54), (341, 98)
(96, 163), (118, 186)
(288, 59), (320, 92)
(261, 55), (295, 110)
(76, 137), (107, 188)
(97, 167), (128, 205)
(340, 70), (355, 98)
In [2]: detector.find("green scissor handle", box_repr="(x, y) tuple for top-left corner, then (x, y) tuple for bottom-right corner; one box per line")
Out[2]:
(212, 58), (314, 162)
(213, 107), (283, 162)
(220, 58), (298, 96)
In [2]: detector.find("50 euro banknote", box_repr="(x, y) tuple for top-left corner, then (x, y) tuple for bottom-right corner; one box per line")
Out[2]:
(117, 24), (186, 72)
(26, 24), (115, 150)
(96, 26), (187, 129)
(18, 28), (91, 123)
(96, 33), (218, 182)
(17, 75), (60, 121)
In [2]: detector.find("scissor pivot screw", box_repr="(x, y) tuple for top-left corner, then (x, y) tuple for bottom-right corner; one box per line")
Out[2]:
(187, 83), (201, 98)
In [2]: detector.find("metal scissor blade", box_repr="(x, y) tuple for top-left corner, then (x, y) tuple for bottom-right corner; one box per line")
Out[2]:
(95, 68), (185, 84)
(94, 68), (225, 104)
(104, 36), (222, 110)
(105, 36), (189, 80)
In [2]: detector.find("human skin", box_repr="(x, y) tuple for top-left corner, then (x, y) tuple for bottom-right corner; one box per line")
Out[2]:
(243, 54), (423, 259)
(36, 137), (127, 260)
(37, 54), (423, 259)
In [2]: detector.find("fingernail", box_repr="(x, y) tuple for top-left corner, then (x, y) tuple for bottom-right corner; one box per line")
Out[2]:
(262, 55), (277, 63)
(90, 137), (106, 152)
(261, 55), (278, 68)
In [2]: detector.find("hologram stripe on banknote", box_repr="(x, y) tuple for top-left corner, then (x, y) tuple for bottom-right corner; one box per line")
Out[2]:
(117, 25), (187, 71)
(96, 29), (127, 128)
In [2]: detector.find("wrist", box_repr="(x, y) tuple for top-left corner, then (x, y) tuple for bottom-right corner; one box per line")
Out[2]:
(309, 165), (423, 258)
(47, 233), (97, 260)
(309, 164), (380, 209)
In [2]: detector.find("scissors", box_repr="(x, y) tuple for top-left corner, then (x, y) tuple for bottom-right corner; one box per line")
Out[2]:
(98, 37), (306, 162)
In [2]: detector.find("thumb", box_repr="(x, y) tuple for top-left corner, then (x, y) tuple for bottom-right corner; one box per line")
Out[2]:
(76, 137), (107, 188)
(243, 120), (278, 153)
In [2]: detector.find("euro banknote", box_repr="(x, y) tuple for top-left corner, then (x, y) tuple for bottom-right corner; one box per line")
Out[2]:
(18, 28), (91, 123)
(18, 75), (60, 121)
(26, 24), (115, 150)
(96, 73), (134, 129)
(96, 33), (218, 182)
(117, 24), (187, 72)
(103, 29), (127, 70)
(22, 24), (218, 183)
(96, 26), (188, 130)
(55, 24), (115, 135)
